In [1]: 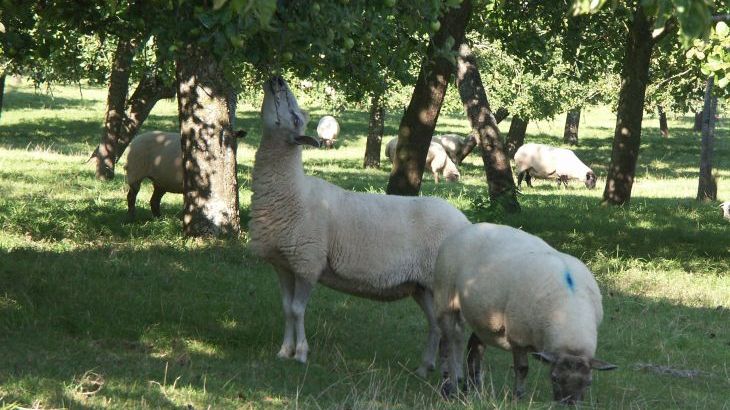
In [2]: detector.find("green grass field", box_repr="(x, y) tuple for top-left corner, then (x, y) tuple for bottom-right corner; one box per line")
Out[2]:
(0, 79), (728, 409)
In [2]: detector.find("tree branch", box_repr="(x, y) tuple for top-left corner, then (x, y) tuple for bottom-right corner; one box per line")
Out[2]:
(652, 17), (678, 45)
(713, 14), (730, 22)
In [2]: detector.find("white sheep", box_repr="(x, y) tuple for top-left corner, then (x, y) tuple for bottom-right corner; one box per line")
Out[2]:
(513, 143), (597, 189)
(720, 202), (730, 221)
(385, 138), (460, 183)
(316, 115), (340, 149)
(249, 77), (471, 375)
(124, 131), (183, 219)
(433, 223), (616, 404)
(432, 133), (472, 166)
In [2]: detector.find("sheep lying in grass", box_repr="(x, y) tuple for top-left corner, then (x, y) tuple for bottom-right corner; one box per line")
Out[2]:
(125, 131), (183, 219)
(433, 223), (616, 404)
(721, 202), (730, 221)
(432, 133), (472, 166)
(125, 129), (246, 220)
(249, 77), (470, 374)
(317, 115), (340, 149)
(514, 143), (597, 189)
(385, 138), (460, 183)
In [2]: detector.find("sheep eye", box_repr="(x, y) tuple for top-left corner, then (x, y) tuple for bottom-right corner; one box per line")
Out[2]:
(291, 111), (301, 127)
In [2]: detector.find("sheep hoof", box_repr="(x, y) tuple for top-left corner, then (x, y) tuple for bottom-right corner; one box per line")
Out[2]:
(276, 345), (295, 359)
(415, 364), (433, 378)
(294, 348), (308, 363)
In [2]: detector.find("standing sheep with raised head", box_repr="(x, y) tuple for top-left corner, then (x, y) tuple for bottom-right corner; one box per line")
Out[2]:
(317, 115), (340, 149)
(720, 202), (730, 221)
(513, 143), (597, 189)
(249, 77), (471, 375)
(433, 223), (616, 404)
(432, 133), (471, 166)
(385, 138), (460, 183)
(125, 131), (183, 219)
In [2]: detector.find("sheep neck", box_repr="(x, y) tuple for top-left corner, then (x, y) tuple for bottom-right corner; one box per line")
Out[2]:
(251, 133), (306, 207)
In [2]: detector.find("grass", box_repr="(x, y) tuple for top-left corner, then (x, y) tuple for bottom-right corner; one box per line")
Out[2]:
(0, 78), (729, 409)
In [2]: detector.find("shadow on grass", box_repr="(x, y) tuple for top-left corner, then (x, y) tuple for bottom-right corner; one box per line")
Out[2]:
(3, 88), (99, 111)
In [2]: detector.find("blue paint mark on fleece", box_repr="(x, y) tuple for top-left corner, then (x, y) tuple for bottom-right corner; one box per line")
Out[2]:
(564, 270), (575, 293)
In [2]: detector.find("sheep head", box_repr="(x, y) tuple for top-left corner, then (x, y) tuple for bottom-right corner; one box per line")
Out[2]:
(585, 172), (597, 189)
(261, 76), (318, 147)
(533, 351), (617, 404)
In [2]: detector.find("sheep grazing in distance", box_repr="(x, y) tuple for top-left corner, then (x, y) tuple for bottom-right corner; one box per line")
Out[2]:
(720, 202), (730, 221)
(249, 77), (470, 375)
(316, 115), (340, 148)
(433, 223), (617, 404)
(125, 129), (246, 220)
(432, 133), (472, 166)
(385, 138), (460, 183)
(513, 143), (597, 189)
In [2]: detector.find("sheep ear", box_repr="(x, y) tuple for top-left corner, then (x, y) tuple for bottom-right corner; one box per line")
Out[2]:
(532, 351), (557, 364)
(590, 358), (618, 371)
(294, 135), (320, 147)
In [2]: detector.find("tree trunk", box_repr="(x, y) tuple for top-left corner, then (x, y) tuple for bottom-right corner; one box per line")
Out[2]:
(456, 42), (519, 212)
(176, 44), (240, 237)
(563, 107), (581, 145)
(658, 105), (669, 137)
(602, 5), (653, 206)
(363, 92), (385, 169)
(506, 116), (528, 158)
(113, 72), (177, 159)
(693, 111), (703, 131)
(386, 0), (471, 195)
(697, 76), (717, 201)
(494, 107), (509, 124)
(0, 73), (5, 122)
(96, 36), (138, 180)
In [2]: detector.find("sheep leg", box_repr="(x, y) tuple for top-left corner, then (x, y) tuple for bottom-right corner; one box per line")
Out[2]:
(292, 277), (313, 363)
(525, 172), (533, 187)
(517, 171), (525, 187)
(150, 183), (165, 217)
(433, 171), (440, 184)
(465, 332), (485, 392)
(512, 347), (529, 399)
(413, 288), (440, 378)
(275, 268), (296, 359)
(126, 181), (141, 220)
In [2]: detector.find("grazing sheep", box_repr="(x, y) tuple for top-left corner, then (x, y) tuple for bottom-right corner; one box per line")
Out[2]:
(249, 77), (470, 375)
(513, 143), (597, 189)
(385, 138), (460, 183)
(317, 115), (340, 148)
(432, 133), (471, 166)
(433, 223), (616, 404)
(721, 202), (730, 221)
(125, 131), (183, 219)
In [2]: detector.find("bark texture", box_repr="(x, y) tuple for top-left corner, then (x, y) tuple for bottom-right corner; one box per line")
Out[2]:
(602, 5), (653, 206)
(563, 107), (581, 145)
(697, 76), (717, 201)
(658, 105), (669, 137)
(506, 116), (528, 158)
(0, 73), (5, 121)
(456, 42), (519, 212)
(176, 44), (240, 237)
(96, 37), (138, 180)
(494, 107), (509, 124)
(386, 0), (471, 195)
(364, 92), (385, 169)
(693, 111), (703, 131)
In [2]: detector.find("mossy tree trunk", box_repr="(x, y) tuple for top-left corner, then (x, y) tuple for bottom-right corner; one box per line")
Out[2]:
(506, 116), (528, 158)
(386, 0), (471, 195)
(96, 36), (139, 180)
(364, 91), (385, 169)
(602, 5), (654, 206)
(563, 108), (581, 145)
(658, 105), (669, 138)
(176, 43), (239, 237)
(455, 42), (519, 212)
(697, 76), (717, 201)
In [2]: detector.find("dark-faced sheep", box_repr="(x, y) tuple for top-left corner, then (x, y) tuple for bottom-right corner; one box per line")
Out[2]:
(316, 115), (340, 149)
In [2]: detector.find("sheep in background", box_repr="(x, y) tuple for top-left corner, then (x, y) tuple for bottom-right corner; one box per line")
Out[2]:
(432, 133), (472, 166)
(249, 77), (470, 375)
(124, 131), (183, 219)
(124, 130), (246, 220)
(317, 115), (340, 149)
(433, 223), (616, 403)
(721, 202), (730, 221)
(513, 143), (597, 189)
(385, 138), (460, 183)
